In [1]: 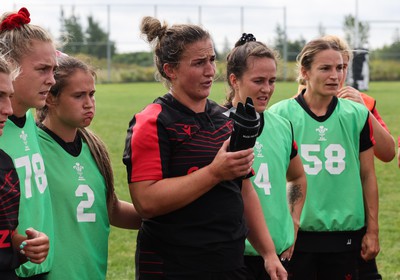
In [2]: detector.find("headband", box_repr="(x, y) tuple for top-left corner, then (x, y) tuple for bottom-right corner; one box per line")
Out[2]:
(0, 7), (31, 31)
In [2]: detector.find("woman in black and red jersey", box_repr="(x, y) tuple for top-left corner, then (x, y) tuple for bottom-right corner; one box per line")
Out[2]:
(122, 16), (287, 280)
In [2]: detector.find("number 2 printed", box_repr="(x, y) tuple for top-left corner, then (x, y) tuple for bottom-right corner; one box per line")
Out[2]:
(75, 184), (96, 222)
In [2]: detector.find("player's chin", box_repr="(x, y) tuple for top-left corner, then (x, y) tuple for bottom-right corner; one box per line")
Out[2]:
(34, 100), (47, 110)
(81, 118), (93, 128)
(255, 103), (267, 113)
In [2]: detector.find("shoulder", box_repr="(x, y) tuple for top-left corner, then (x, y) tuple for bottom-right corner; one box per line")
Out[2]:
(337, 98), (369, 125)
(360, 92), (376, 111)
(338, 98), (369, 113)
(208, 99), (229, 116)
(263, 111), (293, 141)
(0, 149), (13, 164)
(265, 110), (291, 126)
(0, 149), (17, 174)
(269, 98), (297, 114)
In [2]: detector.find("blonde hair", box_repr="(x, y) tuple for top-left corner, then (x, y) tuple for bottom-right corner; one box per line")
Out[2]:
(0, 9), (54, 64)
(321, 35), (353, 63)
(0, 53), (10, 75)
(0, 40), (20, 79)
(296, 38), (341, 86)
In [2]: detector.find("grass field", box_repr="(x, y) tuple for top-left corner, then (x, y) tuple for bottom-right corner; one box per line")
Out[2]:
(90, 81), (400, 279)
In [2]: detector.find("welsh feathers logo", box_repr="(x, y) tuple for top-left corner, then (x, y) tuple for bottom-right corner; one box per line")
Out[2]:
(316, 125), (328, 141)
(255, 141), (264, 158)
(19, 130), (30, 151)
(73, 162), (85, 181)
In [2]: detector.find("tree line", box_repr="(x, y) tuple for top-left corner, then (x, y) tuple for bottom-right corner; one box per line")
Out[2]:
(59, 8), (400, 82)
(60, 8), (400, 67)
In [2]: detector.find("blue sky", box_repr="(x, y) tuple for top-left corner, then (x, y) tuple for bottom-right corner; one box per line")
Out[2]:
(6, 0), (400, 53)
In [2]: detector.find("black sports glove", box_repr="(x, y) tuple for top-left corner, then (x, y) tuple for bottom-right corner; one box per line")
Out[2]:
(229, 97), (261, 152)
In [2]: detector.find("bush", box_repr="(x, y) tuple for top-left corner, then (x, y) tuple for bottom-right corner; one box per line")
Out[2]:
(75, 53), (400, 83)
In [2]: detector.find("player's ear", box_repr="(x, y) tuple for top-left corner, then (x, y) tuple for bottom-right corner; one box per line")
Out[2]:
(301, 66), (309, 82)
(163, 63), (177, 80)
(229, 73), (239, 90)
(45, 93), (58, 107)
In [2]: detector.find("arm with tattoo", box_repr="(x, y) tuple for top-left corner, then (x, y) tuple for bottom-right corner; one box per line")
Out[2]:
(279, 154), (307, 261)
(286, 154), (307, 234)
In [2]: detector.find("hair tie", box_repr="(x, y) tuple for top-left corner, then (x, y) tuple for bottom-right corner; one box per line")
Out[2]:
(0, 7), (31, 31)
(237, 33), (256, 46)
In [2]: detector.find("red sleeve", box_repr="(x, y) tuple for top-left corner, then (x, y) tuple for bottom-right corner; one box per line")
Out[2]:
(124, 104), (165, 183)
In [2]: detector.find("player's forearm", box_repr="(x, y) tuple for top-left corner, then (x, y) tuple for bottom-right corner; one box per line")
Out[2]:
(287, 182), (305, 232)
(109, 198), (142, 229)
(286, 156), (307, 230)
(129, 165), (221, 219)
(360, 150), (379, 234)
(363, 179), (379, 234)
(369, 112), (395, 162)
(397, 136), (400, 168)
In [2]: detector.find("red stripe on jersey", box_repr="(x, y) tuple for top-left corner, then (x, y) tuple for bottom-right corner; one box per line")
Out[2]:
(129, 104), (163, 182)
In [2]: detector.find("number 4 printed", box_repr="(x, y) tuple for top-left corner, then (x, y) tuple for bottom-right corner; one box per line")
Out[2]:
(253, 163), (272, 195)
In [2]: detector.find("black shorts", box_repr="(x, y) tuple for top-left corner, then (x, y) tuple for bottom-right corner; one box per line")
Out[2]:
(357, 257), (382, 280)
(289, 250), (359, 280)
(135, 231), (246, 280)
(0, 270), (18, 280)
(136, 248), (246, 280)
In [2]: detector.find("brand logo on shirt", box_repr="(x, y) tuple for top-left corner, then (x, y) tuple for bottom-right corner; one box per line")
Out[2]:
(255, 141), (264, 158)
(347, 238), (352, 245)
(316, 125), (328, 141)
(182, 125), (192, 136)
(73, 162), (85, 181)
(19, 130), (30, 151)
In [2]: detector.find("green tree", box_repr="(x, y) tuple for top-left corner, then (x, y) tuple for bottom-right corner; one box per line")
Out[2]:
(59, 8), (115, 59)
(287, 37), (306, 61)
(372, 29), (400, 60)
(59, 6), (86, 54)
(274, 24), (286, 56)
(343, 14), (370, 48)
(273, 24), (305, 61)
(113, 52), (153, 66)
(85, 15), (116, 59)
(220, 36), (231, 60)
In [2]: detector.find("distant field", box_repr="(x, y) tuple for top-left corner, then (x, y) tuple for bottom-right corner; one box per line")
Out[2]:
(90, 81), (400, 279)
